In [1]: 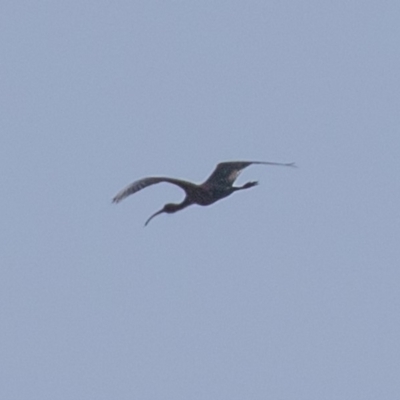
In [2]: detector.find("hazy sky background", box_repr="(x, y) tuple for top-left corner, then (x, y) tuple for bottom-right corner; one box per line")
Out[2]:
(1, 1), (399, 399)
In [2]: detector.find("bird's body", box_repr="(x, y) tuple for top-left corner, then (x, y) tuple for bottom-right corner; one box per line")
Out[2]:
(113, 161), (295, 226)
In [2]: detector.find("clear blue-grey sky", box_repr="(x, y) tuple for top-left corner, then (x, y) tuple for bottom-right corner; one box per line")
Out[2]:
(2, 1), (399, 399)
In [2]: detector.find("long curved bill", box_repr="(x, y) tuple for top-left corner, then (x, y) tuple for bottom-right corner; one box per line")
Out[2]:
(144, 209), (164, 227)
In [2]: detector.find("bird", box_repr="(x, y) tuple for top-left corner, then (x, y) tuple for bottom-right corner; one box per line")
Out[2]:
(113, 160), (295, 226)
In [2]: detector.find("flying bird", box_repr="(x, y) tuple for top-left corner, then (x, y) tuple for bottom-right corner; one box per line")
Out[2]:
(113, 160), (295, 226)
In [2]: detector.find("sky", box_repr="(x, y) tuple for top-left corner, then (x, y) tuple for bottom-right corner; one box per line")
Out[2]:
(1, 1), (400, 399)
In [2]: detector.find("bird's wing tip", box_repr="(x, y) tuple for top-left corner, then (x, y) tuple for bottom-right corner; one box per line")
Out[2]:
(112, 194), (124, 204)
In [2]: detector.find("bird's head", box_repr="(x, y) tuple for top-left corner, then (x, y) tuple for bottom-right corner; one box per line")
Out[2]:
(144, 203), (182, 226)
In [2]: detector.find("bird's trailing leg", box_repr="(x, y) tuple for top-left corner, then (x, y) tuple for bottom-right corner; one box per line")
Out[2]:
(239, 181), (259, 190)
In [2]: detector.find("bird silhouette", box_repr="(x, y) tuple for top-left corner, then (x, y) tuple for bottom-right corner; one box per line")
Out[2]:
(113, 160), (295, 226)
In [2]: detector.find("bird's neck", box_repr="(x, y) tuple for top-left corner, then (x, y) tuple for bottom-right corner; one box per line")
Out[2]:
(166, 198), (192, 213)
(177, 197), (193, 210)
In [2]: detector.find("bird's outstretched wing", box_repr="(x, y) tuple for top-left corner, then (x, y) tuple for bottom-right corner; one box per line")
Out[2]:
(205, 161), (296, 186)
(112, 177), (196, 203)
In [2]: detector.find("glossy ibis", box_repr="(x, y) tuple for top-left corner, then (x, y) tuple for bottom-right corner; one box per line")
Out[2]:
(113, 161), (295, 226)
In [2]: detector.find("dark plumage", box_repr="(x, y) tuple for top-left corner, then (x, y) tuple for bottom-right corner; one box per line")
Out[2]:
(113, 161), (295, 226)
